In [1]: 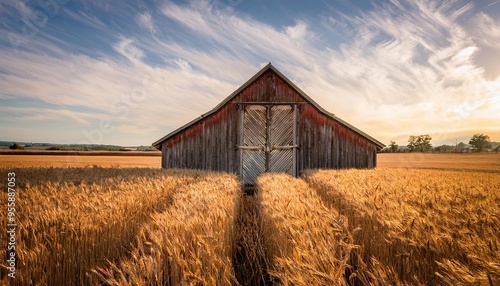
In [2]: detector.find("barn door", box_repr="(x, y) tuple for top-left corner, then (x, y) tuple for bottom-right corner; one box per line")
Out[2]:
(239, 104), (297, 187)
(269, 105), (296, 174)
(240, 105), (267, 186)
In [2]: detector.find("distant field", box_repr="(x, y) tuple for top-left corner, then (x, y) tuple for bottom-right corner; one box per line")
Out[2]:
(0, 154), (161, 168)
(378, 153), (500, 172)
(2, 152), (499, 170)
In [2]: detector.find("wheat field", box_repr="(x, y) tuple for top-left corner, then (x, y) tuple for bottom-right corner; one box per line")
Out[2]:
(90, 172), (240, 285)
(0, 154), (161, 168)
(378, 153), (500, 172)
(257, 173), (354, 285)
(1, 154), (499, 285)
(304, 168), (500, 285)
(0, 168), (239, 285)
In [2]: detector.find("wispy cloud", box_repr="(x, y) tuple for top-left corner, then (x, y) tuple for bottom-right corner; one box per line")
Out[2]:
(0, 106), (94, 124)
(158, 1), (318, 74)
(486, 0), (500, 7)
(113, 37), (145, 63)
(4, 0), (36, 20)
(136, 12), (157, 35)
(64, 9), (106, 29)
(469, 13), (500, 49)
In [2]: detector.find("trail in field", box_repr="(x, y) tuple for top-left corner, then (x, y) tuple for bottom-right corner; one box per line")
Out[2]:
(232, 192), (276, 286)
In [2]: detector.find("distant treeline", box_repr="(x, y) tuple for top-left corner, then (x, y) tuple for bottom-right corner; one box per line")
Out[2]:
(0, 150), (161, 156)
(382, 134), (499, 153)
(381, 142), (500, 153)
(0, 141), (157, 151)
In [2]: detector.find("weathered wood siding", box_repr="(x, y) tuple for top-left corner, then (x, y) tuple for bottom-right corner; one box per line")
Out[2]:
(160, 69), (378, 173)
(162, 104), (239, 172)
(299, 104), (377, 170)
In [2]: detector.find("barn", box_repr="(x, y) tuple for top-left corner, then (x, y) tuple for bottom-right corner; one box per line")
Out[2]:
(152, 63), (384, 187)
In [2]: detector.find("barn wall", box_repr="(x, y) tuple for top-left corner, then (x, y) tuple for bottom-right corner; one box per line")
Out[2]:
(298, 104), (378, 171)
(160, 69), (378, 174)
(161, 103), (239, 172)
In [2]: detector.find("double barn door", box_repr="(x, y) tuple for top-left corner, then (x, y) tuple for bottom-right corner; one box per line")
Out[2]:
(239, 104), (298, 186)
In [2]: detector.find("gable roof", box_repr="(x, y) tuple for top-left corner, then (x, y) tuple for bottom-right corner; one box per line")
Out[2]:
(152, 63), (385, 149)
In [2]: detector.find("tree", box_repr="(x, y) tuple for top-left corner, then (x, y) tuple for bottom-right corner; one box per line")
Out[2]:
(9, 143), (24, 150)
(388, 141), (398, 153)
(495, 145), (500, 153)
(469, 133), (491, 152)
(434, 145), (454, 152)
(407, 134), (432, 152)
(457, 142), (466, 149)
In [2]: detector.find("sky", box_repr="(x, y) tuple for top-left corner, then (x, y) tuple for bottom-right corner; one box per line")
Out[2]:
(1, 0), (499, 147)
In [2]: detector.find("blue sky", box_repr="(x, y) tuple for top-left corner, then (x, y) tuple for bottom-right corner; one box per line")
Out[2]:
(1, 0), (499, 146)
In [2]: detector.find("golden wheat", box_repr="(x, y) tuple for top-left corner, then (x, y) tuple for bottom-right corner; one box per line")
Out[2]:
(378, 153), (500, 172)
(2, 153), (498, 285)
(303, 168), (500, 285)
(256, 173), (356, 285)
(1, 168), (202, 285)
(89, 172), (240, 285)
(0, 154), (161, 168)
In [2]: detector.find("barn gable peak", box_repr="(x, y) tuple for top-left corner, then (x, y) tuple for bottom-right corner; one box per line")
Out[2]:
(152, 63), (384, 150)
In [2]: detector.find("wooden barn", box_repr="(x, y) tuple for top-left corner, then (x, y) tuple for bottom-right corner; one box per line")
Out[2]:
(152, 63), (384, 186)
